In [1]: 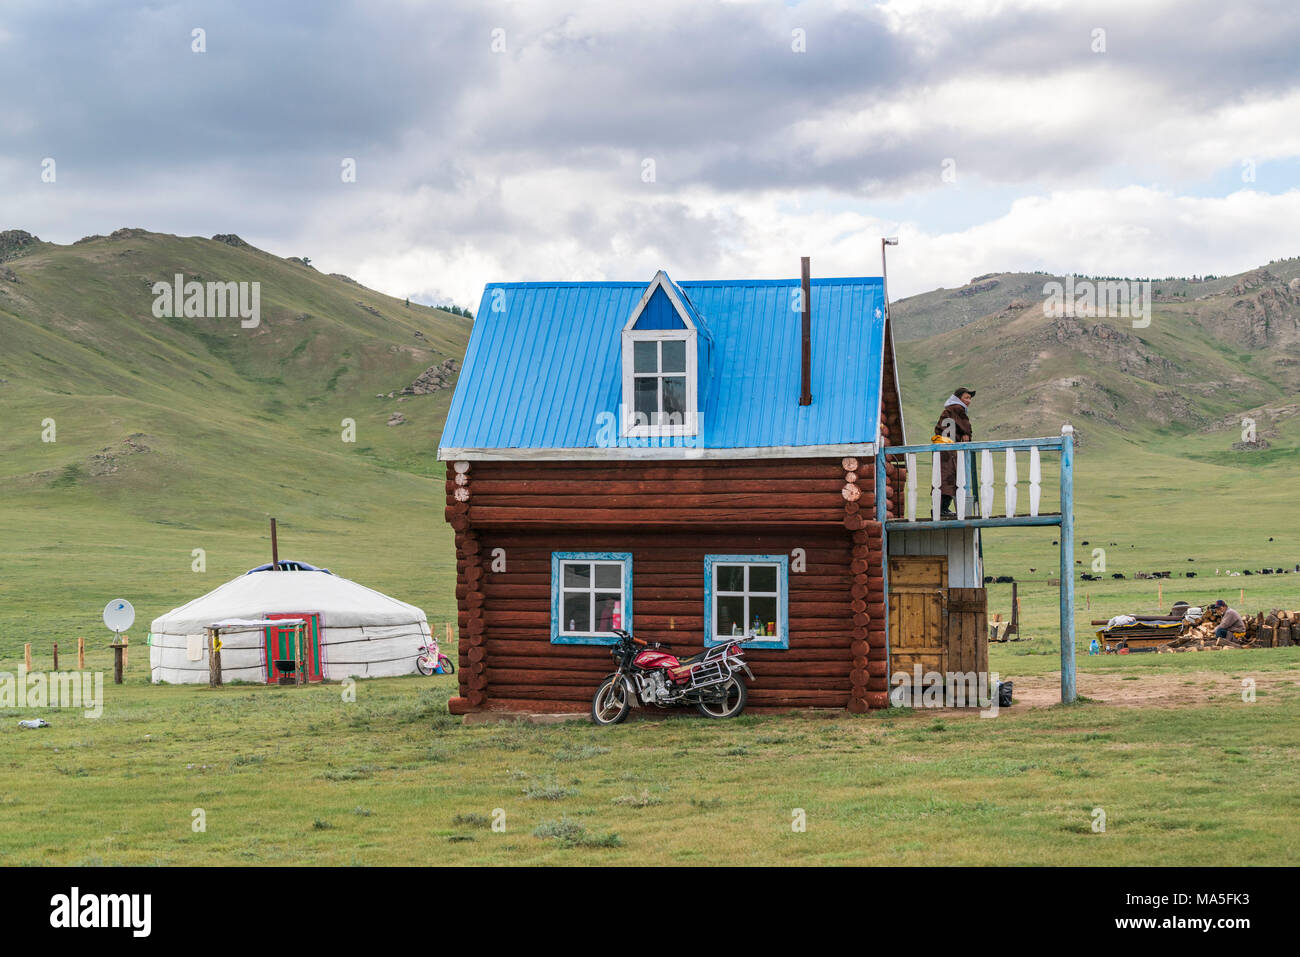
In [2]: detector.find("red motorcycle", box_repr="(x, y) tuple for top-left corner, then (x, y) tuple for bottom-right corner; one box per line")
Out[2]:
(590, 629), (754, 725)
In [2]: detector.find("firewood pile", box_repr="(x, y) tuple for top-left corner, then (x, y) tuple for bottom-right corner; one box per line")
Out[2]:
(1158, 607), (1299, 652)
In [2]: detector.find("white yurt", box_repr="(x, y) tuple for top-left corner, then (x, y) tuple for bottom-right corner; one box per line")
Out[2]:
(149, 562), (430, 684)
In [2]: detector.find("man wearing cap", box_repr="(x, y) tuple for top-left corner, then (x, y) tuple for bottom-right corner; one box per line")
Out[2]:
(1213, 600), (1245, 640)
(933, 387), (975, 518)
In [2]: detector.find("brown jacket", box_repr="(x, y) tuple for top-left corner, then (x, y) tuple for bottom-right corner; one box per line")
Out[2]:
(934, 400), (973, 498)
(1219, 607), (1244, 632)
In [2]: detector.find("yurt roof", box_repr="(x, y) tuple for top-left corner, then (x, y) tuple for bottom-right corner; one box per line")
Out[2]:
(151, 567), (426, 633)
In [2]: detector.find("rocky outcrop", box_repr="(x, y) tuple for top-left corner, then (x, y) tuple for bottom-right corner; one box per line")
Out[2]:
(0, 229), (40, 262)
(386, 412), (406, 427)
(1049, 316), (1177, 378)
(955, 278), (999, 297)
(88, 433), (153, 476)
(212, 234), (249, 248)
(1219, 280), (1300, 348)
(401, 357), (459, 396)
(1228, 268), (1278, 296)
(1201, 402), (1300, 436)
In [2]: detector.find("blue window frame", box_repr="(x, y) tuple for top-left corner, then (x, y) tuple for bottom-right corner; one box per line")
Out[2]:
(551, 552), (633, 645)
(704, 554), (789, 649)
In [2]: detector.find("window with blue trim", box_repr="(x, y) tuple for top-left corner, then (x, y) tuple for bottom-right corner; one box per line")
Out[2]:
(551, 552), (633, 644)
(704, 555), (789, 649)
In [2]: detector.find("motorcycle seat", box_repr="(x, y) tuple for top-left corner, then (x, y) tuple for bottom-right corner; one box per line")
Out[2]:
(673, 646), (730, 666)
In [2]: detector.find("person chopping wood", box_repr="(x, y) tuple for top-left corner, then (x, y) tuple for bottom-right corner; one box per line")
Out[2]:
(1213, 600), (1245, 640)
(933, 387), (975, 518)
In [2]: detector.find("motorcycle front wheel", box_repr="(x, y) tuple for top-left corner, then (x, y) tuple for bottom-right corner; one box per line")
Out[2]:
(696, 677), (747, 718)
(591, 675), (631, 726)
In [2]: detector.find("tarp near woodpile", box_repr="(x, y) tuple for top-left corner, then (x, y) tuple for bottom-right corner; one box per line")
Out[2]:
(1095, 616), (1185, 648)
(149, 567), (429, 684)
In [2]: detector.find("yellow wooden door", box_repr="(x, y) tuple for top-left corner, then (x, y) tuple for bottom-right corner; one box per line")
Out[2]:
(888, 556), (948, 687)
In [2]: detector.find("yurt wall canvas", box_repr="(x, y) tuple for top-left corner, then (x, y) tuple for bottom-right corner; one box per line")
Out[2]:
(150, 568), (429, 684)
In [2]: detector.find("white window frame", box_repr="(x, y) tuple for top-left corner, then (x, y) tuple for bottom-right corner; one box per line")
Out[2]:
(704, 554), (789, 649)
(551, 552), (633, 645)
(620, 271), (699, 438)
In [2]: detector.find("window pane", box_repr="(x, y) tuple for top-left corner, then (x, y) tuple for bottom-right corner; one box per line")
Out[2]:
(633, 340), (658, 373)
(594, 563), (622, 589)
(749, 565), (778, 593)
(717, 595), (746, 636)
(563, 562), (590, 588)
(563, 592), (590, 632)
(716, 565), (745, 593)
(594, 592), (621, 630)
(661, 338), (686, 373)
(750, 596), (778, 636)
(634, 377), (658, 416)
(662, 376), (687, 416)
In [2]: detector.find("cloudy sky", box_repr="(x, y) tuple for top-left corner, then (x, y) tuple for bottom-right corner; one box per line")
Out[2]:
(3, 0), (1299, 307)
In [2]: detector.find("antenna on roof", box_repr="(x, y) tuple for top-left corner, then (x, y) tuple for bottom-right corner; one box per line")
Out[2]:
(271, 517), (280, 571)
(881, 237), (899, 322)
(800, 256), (812, 406)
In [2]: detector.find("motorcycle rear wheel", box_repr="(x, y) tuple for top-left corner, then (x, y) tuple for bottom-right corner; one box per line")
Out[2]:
(591, 675), (631, 726)
(696, 677), (747, 718)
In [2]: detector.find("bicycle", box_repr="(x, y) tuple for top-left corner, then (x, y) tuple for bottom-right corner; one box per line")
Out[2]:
(416, 636), (455, 676)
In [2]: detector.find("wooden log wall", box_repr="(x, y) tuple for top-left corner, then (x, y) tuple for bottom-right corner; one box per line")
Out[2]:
(455, 458), (851, 528)
(879, 319), (907, 519)
(444, 455), (890, 713)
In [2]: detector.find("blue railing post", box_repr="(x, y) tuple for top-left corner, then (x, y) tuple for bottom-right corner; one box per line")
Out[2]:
(1059, 426), (1076, 703)
(875, 451), (887, 525)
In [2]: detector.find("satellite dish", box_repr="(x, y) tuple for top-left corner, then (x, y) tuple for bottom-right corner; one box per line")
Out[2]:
(103, 599), (135, 634)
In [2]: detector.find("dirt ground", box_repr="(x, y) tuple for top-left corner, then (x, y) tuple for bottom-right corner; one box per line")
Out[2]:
(1010, 669), (1300, 709)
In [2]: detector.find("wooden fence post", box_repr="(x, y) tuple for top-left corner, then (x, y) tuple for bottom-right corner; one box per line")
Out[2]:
(78, 636), (85, 670)
(208, 627), (223, 688)
(52, 642), (58, 670)
(111, 643), (126, 684)
(24, 643), (31, 672)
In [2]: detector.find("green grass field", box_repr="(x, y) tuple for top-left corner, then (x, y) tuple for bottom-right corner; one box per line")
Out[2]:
(2, 648), (1297, 865)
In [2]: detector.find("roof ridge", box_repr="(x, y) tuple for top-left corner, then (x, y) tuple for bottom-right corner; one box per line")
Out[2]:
(484, 276), (884, 289)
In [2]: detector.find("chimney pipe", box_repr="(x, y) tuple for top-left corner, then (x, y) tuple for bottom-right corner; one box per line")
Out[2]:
(800, 256), (812, 406)
(270, 517), (279, 570)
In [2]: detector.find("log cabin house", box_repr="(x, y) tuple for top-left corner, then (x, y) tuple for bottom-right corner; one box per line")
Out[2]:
(437, 264), (1076, 714)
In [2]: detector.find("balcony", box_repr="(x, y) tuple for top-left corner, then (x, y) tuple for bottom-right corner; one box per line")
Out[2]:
(877, 427), (1075, 531)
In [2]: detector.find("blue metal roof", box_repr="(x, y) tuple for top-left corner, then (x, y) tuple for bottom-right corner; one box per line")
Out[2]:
(438, 273), (887, 455)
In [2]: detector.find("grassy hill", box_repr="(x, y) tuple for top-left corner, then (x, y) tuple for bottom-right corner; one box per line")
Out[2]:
(894, 259), (1300, 631)
(0, 228), (472, 658)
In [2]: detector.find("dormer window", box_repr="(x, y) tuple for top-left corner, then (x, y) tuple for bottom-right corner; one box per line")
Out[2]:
(633, 337), (688, 424)
(621, 271), (700, 438)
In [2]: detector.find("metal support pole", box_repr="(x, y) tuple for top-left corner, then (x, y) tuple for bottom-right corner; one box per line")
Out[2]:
(1059, 426), (1076, 703)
